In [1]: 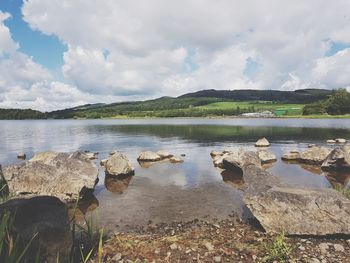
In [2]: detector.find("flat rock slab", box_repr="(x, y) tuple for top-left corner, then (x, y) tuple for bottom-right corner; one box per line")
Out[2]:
(2, 151), (99, 202)
(244, 186), (350, 236)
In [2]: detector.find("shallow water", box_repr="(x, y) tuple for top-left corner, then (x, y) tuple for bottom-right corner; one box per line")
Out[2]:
(0, 118), (349, 231)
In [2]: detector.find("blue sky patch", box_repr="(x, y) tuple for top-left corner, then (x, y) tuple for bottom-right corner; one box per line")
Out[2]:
(0, 0), (67, 71)
(325, 41), (350, 56)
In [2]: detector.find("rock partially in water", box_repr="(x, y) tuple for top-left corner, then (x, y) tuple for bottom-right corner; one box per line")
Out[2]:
(210, 150), (223, 158)
(0, 196), (72, 262)
(244, 186), (350, 235)
(105, 174), (133, 194)
(169, 156), (184, 163)
(335, 138), (347, 143)
(105, 151), (134, 176)
(84, 152), (97, 160)
(255, 137), (270, 147)
(138, 151), (162, 162)
(223, 150), (261, 173)
(2, 151), (99, 202)
(281, 150), (300, 161)
(156, 150), (174, 159)
(299, 147), (332, 165)
(257, 149), (277, 164)
(327, 139), (336, 144)
(100, 159), (108, 166)
(321, 146), (350, 172)
(17, 152), (26, 160)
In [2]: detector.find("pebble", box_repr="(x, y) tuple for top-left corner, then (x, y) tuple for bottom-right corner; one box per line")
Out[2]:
(112, 253), (122, 261)
(306, 258), (320, 263)
(154, 248), (160, 254)
(204, 242), (214, 251)
(318, 243), (329, 254)
(298, 245), (306, 251)
(333, 244), (344, 252)
(170, 243), (178, 250)
(214, 256), (222, 262)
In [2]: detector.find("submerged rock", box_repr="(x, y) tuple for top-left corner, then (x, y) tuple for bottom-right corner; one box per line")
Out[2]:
(255, 137), (270, 147)
(321, 146), (350, 172)
(2, 151), (99, 201)
(105, 174), (133, 194)
(244, 186), (350, 235)
(137, 151), (162, 162)
(0, 196), (72, 261)
(299, 147), (332, 165)
(105, 151), (134, 176)
(257, 150), (277, 164)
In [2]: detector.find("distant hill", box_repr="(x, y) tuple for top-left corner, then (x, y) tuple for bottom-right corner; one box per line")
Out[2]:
(179, 89), (332, 103)
(0, 88), (334, 119)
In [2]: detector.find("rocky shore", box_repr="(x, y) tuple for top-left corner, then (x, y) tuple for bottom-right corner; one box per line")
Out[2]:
(99, 218), (350, 263)
(0, 139), (349, 262)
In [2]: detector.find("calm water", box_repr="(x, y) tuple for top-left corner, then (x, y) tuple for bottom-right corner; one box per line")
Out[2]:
(0, 118), (349, 230)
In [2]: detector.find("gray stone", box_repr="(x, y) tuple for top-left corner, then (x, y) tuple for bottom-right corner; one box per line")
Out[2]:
(258, 149), (277, 164)
(299, 147), (332, 165)
(335, 138), (347, 143)
(210, 150), (223, 158)
(255, 137), (270, 147)
(137, 151), (162, 162)
(105, 151), (134, 176)
(2, 151), (99, 201)
(157, 150), (174, 159)
(244, 186), (350, 235)
(321, 147), (350, 172)
(327, 139), (336, 144)
(282, 151), (300, 161)
(169, 156), (184, 163)
(333, 244), (344, 252)
(17, 152), (26, 160)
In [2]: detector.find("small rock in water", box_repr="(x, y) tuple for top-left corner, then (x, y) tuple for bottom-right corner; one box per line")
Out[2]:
(100, 159), (107, 166)
(308, 144), (316, 148)
(17, 152), (26, 160)
(156, 150), (174, 159)
(335, 138), (347, 143)
(204, 242), (214, 251)
(255, 137), (270, 147)
(181, 153), (186, 157)
(333, 244), (344, 252)
(327, 139), (336, 144)
(170, 156), (184, 163)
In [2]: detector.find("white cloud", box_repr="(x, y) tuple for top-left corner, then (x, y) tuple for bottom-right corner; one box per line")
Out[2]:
(1, 0), (350, 110)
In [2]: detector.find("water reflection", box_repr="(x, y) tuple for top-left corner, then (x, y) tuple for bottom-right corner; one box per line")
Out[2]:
(221, 170), (245, 189)
(105, 174), (133, 194)
(67, 195), (99, 222)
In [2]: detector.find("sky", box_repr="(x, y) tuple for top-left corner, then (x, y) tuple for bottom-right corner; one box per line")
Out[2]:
(0, 0), (350, 111)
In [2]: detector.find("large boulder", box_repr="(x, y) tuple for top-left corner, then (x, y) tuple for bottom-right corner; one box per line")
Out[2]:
(2, 151), (99, 202)
(137, 151), (162, 162)
(223, 150), (261, 173)
(321, 146), (350, 172)
(255, 137), (270, 147)
(244, 186), (350, 235)
(105, 151), (134, 176)
(299, 147), (332, 165)
(0, 196), (72, 262)
(257, 150), (277, 164)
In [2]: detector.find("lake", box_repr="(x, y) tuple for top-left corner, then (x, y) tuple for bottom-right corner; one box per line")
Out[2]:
(0, 118), (349, 231)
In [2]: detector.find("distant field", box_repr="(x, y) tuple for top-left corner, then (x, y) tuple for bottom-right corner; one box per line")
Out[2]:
(196, 101), (305, 116)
